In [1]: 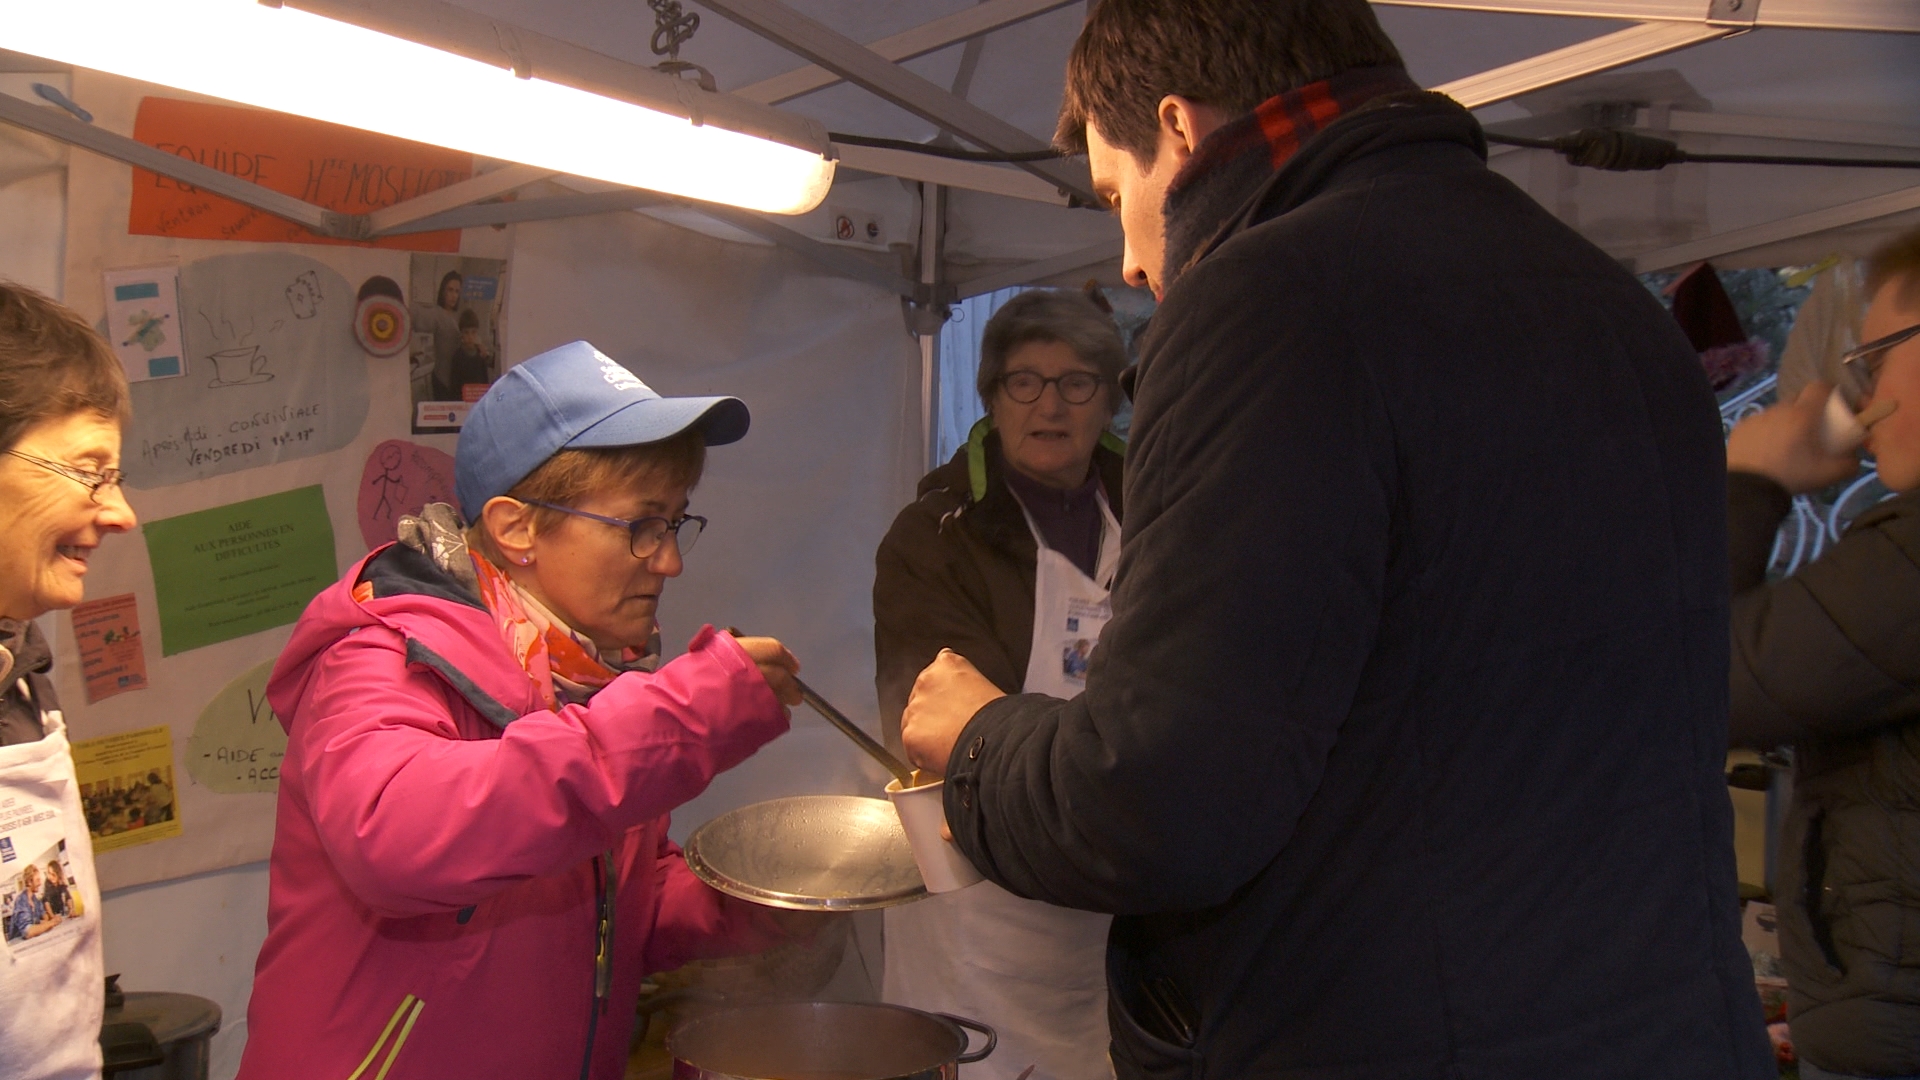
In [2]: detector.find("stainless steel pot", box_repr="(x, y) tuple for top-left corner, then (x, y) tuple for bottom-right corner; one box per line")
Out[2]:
(668, 1001), (995, 1080)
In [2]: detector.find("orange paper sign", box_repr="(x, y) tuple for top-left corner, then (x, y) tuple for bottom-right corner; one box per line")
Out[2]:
(70, 593), (149, 705)
(128, 97), (471, 251)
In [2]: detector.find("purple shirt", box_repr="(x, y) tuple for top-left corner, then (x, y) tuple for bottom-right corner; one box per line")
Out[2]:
(1003, 465), (1107, 580)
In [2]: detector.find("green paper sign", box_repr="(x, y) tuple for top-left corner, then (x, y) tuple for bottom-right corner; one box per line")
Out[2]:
(144, 486), (337, 655)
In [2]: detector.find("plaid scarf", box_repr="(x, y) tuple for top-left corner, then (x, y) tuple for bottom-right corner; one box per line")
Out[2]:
(1162, 65), (1422, 288)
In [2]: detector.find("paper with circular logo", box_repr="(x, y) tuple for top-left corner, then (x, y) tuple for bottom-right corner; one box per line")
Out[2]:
(354, 275), (411, 357)
(186, 660), (287, 796)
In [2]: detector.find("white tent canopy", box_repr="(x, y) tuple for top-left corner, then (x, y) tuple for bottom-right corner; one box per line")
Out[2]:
(423, 0), (1920, 281)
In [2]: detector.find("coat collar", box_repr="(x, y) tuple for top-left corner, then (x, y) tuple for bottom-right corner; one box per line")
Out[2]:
(1162, 76), (1481, 291)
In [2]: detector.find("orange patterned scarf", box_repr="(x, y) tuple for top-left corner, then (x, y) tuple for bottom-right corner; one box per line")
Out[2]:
(375, 503), (658, 710)
(469, 555), (626, 710)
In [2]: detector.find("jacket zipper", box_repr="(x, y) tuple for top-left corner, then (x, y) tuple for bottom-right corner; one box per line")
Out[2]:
(578, 850), (617, 1080)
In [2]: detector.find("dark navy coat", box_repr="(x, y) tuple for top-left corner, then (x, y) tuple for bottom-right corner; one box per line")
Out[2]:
(942, 95), (1772, 1080)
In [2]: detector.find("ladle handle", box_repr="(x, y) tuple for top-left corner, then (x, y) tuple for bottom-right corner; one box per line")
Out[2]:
(794, 678), (918, 787)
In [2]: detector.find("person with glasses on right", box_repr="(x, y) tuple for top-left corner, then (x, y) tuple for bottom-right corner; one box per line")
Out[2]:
(1725, 225), (1920, 1080)
(874, 289), (1129, 1080)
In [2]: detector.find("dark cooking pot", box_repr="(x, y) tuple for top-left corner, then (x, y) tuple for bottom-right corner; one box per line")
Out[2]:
(669, 1001), (995, 1080)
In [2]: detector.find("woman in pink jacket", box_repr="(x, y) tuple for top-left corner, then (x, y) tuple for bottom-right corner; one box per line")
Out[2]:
(238, 341), (803, 1080)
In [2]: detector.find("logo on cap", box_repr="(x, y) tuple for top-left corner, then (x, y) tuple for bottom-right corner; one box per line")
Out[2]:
(597, 353), (644, 392)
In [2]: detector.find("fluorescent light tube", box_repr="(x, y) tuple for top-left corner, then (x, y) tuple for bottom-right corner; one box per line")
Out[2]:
(0, 0), (836, 214)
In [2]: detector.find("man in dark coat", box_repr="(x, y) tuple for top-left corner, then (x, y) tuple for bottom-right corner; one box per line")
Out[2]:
(899, 1), (1772, 1077)
(1724, 227), (1920, 1080)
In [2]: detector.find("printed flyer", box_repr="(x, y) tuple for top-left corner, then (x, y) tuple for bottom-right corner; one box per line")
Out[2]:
(0, 805), (88, 956)
(69, 593), (149, 704)
(71, 727), (182, 854)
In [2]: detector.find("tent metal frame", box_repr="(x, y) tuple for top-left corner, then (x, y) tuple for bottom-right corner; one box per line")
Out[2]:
(1, 0), (1915, 301)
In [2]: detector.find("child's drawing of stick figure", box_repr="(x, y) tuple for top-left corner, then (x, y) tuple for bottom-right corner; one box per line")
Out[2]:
(370, 443), (408, 523)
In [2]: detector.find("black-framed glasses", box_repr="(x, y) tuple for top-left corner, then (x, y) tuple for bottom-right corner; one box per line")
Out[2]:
(524, 500), (706, 559)
(4, 450), (128, 503)
(997, 370), (1106, 405)
(1838, 322), (1920, 409)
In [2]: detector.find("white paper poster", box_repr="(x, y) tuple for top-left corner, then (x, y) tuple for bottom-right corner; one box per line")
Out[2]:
(101, 263), (184, 383)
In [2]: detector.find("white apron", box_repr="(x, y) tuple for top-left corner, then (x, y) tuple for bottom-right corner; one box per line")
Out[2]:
(885, 495), (1120, 1080)
(0, 699), (106, 1080)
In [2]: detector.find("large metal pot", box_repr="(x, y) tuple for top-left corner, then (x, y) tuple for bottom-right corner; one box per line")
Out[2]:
(668, 1001), (995, 1080)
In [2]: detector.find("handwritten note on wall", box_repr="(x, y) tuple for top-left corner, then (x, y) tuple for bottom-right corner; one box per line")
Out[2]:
(186, 660), (287, 796)
(128, 96), (469, 251)
(126, 252), (369, 488)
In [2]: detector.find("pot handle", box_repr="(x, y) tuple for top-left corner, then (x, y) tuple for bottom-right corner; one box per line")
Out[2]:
(941, 1014), (997, 1064)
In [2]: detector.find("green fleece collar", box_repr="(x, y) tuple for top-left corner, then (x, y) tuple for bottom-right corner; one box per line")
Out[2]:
(966, 417), (1125, 503)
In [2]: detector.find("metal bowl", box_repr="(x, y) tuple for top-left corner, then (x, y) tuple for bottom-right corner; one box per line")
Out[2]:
(684, 795), (928, 911)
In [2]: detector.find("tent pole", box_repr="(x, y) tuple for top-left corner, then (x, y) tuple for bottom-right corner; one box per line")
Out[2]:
(733, 0), (1079, 106)
(917, 183), (949, 473)
(697, 0), (1097, 206)
(1622, 183), (1920, 271)
(1431, 21), (1733, 109)
(1370, 0), (1920, 34)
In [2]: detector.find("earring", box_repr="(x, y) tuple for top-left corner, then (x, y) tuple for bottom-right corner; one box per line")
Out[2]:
(520, 556), (531, 565)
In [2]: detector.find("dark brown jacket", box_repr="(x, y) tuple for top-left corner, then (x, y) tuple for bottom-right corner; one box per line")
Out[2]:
(872, 424), (1123, 750)
(1728, 472), (1920, 1077)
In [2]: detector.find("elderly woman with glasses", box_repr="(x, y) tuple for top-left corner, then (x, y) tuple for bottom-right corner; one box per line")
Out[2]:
(873, 289), (1128, 1080)
(0, 284), (133, 1080)
(1723, 225), (1920, 1080)
(239, 341), (805, 1080)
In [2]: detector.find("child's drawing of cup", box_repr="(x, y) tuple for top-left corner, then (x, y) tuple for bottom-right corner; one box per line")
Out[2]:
(206, 346), (274, 388)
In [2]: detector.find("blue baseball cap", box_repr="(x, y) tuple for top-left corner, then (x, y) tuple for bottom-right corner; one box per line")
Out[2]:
(455, 340), (750, 519)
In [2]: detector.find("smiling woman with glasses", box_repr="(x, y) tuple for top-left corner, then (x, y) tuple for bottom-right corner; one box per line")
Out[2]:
(2, 450), (128, 503)
(0, 282), (135, 1080)
(238, 341), (814, 1080)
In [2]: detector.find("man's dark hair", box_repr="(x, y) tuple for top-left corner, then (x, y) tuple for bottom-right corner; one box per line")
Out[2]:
(1056, 0), (1405, 162)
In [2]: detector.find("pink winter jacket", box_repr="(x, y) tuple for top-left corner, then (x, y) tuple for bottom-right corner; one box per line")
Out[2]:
(236, 545), (791, 1080)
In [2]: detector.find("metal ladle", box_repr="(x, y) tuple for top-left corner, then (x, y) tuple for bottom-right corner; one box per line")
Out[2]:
(728, 628), (921, 788)
(795, 677), (920, 789)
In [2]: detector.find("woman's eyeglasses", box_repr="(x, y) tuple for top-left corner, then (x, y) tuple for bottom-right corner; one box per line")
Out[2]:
(997, 371), (1106, 405)
(523, 500), (706, 559)
(4, 450), (128, 503)
(1838, 322), (1920, 410)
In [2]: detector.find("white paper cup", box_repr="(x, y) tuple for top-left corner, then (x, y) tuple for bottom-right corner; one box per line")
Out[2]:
(885, 778), (984, 892)
(1822, 386), (1869, 453)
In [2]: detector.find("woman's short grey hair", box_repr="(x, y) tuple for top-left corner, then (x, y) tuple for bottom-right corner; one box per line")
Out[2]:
(976, 290), (1127, 412)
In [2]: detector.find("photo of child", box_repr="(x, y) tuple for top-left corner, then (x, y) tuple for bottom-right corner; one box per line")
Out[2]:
(2, 840), (83, 953)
